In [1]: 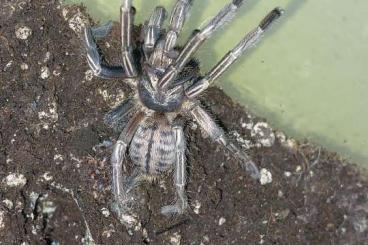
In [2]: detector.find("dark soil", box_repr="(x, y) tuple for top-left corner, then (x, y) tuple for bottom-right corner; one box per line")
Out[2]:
(1, 1), (367, 244)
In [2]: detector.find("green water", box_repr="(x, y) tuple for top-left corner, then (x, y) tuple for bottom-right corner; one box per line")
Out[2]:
(66, 0), (368, 167)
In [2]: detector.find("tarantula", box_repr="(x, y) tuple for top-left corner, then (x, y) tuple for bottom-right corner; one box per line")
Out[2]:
(83, 0), (283, 224)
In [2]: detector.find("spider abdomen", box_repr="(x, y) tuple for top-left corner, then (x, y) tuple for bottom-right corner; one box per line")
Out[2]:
(129, 116), (176, 175)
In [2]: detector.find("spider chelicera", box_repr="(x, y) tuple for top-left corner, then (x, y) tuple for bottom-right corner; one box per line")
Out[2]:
(83, 0), (283, 225)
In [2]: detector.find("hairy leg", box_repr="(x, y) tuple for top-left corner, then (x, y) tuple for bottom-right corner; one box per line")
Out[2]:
(110, 110), (145, 223)
(188, 104), (260, 180)
(104, 97), (137, 132)
(120, 0), (138, 77)
(186, 8), (283, 98)
(143, 6), (167, 57)
(83, 24), (127, 79)
(158, 0), (246, 89)
(161, 125), (188, 216)
(163, 0), (193, 53)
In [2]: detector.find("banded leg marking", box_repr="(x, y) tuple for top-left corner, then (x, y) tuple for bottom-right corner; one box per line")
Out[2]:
(120, 0), (138, 77)
(161, 125), (188, 216)
(158, 0), (246, 89)
(186, 8), (283, 98)
(189, 104), (260, 180)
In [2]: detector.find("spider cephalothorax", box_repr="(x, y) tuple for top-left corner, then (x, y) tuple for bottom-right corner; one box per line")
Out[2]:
(83, 0), (283, 226)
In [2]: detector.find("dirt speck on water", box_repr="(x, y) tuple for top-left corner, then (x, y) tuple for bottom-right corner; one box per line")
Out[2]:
(1, 1), (367, 244)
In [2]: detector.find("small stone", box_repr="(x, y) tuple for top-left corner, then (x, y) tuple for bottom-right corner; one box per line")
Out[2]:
(2, 173), (27, 188)
(251, 122), (275, 147)
(284, 171), (292, 177)
(169, 232), (181, 245)
(283, 138), (298, 151)
(101, 207), (110, 217)
(0, 211), (5, 230)
(259, 168), (272, 185)
(41, 201), (57, 216)
(218, 217), (226, 226)
(190, 122), (198, 130)
(193, 200), (201, 214)
(120, 214), (138, 227)
(62, 8), (69, 20)
(68, 11), (88, 34)
(85, 70), (94, 81)
(275, 131), (286, 143)
(53, 154), (64, 162)
(42, 172), (53, 182)
(2, 199), (14, 209)
(277, 190), (284, 197)
(40, 66), (50, 79)
(4, 61), (13, 71)
(15, 26), (32, 40)
(20, 63), (29, 70)
(43, 52), (51, 63)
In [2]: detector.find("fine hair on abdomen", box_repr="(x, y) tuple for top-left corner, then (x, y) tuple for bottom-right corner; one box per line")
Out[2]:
(129, 114), (176, 175)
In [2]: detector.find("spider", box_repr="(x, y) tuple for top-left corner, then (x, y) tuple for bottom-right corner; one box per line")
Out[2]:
(82, 0), (283, 224)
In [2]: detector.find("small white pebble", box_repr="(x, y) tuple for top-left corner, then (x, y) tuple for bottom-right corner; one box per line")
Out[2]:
(251, 122), (275, 147)
(121, 214), (137, 227)
(40, 66), (50, 79)
(43, 52), (51, 63)
(84, 70), (94, 81)
(53, 69), (61, 76)
(102, 227), (115, 238)
(169, 232), (181, 245)
(284, 171), (292, 177)
(283, 138), (297, 151)
(4, 61), (13, 71)
(275, 131), (286, 143)
(2, 199), (14, 209)
(259, 168), (272, 185)
(15, 201), (24, 212)
(53, 154), (64, 162)
(41, 201), (56, 216)
(259, 234), (265, 244)
(0, 211), (5, 230)
(15, 26), (32, 40)
(142, 228), (148, 238)
(278, 190), (284, 198)
(68, 11), (88, 34)
(218, 217), (226, 226)
(20, 63), (29, 70)
(62, 8), (69, 20)
(101, 207), (110, 217)
(42, 172), (53, 182)
(190, 122), (198, 130)
(193, 200), (201, 214)
(2, 173), (27, 188)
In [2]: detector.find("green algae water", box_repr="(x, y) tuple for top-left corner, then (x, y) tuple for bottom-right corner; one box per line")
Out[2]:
(66, 0), (368, 167)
